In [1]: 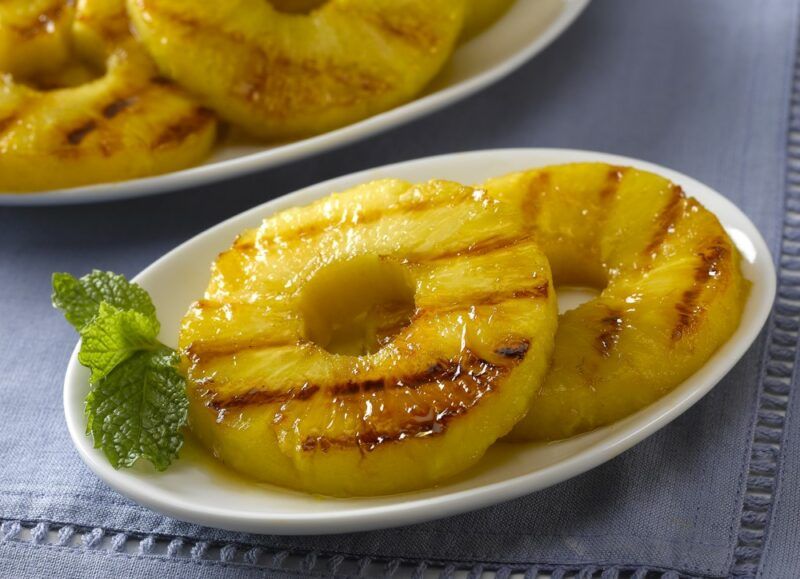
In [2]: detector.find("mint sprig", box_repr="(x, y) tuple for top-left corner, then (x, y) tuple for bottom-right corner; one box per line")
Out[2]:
(53, 271), (188, 471)
(78, 303), (160, 383)
(85, 348), (186, 471)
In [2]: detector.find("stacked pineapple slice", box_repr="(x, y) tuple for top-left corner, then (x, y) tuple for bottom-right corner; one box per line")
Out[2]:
(481, 164), (750, 441)
(124, 0), (514, 141)
(126, 0), (467, 140)
(0, 0), (217, 191)
(179, 179), (559, 496)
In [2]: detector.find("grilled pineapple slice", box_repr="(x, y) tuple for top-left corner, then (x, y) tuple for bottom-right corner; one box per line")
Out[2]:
(0, 0), (217, 192)
(127, 0), (465, 140)
(179, 179), (558, 496)
(0, 0), (75, 78)
(481, 163), (750, 441)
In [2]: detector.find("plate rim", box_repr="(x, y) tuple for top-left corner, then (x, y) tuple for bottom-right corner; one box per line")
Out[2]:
(1, 0), (590, 206)
(62, 148), (777, 534)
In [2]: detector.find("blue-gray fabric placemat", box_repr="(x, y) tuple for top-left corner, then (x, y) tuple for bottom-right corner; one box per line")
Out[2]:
(1, 1), (799, 577)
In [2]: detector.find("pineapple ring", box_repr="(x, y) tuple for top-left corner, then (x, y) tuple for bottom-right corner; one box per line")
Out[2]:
(0, 0), (217, 192)
(482, 163), (750, 441)
(126, 0), (466, 140)
(180, 179), (559, 496)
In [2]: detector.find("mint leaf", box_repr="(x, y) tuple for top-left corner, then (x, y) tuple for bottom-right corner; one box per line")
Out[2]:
(85, 348), (188, 471)
(54, 269), (188, 471)
(78, 303), (160, 383)
(52, 270), (156, 331)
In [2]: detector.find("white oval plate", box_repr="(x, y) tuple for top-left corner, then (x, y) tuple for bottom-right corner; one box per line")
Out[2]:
(2, 0), (588, 206)
(63, 149), (776, 535)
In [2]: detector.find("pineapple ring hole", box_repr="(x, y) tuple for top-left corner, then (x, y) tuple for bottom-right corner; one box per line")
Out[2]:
(556, 286), (600, 314)
(267, 0), (329, 14)
(300, 255), (416, 357)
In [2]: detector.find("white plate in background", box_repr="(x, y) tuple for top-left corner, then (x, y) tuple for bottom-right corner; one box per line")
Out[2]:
(2, 0), (590, 205)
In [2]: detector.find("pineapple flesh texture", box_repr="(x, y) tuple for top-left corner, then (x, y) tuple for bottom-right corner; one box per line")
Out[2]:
(179, 179), (558, 497)
(0, 0), (217, 192)
(126, 0), (465, 140)
(0, 0), (75, 78)
(482, 163), (750, 441)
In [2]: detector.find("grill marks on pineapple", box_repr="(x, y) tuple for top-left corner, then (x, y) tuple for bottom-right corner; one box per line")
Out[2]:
(643, 185), (686, 256)
(495, 338), (531, 360)
(204, 347), (524, 453)
(521, 170), (550, 222)
(0, 114), (19, 138)
(695, 237), (729, 282)
(185, 336), (296, 361)
(65, 120), (98, 145)
(140, 2), (395, 111)
(595, 309), (624, 357)
(672, 237), (730, 342)
(229, 45), (384, 108)
(102, 96), (138, 119)
(522, 166), (628, 223)
(599, 166), (627, 200)
(232, 47), (392, 111)
(327, 357), (489, 398)
(358, 10), (448, 53)
(152, 107), (215, 150)
(209, 383), (319, 410)
(300, 351), (512, 453)
(435, 282), (549, 311)
(486, 282), (549, 302)
(408, 234), (531, 264)
(7, 88), (140, 151)
(246, 184), (479, 250)
(57, 91), (140, 149)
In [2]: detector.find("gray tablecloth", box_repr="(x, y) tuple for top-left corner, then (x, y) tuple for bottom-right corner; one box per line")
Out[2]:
(1, 1), (798, 577)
